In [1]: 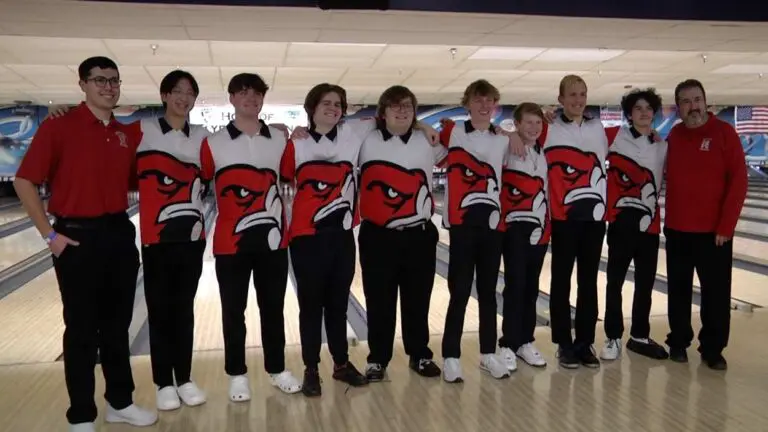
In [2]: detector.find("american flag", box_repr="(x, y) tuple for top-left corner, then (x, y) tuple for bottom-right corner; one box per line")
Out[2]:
(735, 106), (768, 134)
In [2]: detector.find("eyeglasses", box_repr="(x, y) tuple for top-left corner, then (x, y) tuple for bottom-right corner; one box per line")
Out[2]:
(87, 77), (122, 88)
(388, 103), (414, 112)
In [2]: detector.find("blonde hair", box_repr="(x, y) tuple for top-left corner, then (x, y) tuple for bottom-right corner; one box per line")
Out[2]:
(559, 74), (587, 97)
(461, 79), (500, 106)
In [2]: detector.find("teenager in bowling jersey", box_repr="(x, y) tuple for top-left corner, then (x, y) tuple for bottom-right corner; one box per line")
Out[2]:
(599, 88), (670, 361)
(497, 103), (550, 370)
(438, 80), (511, 382)
(357, 86), (447, 382)
(200, 73), (302, 400)
(280, 84), (373, 396)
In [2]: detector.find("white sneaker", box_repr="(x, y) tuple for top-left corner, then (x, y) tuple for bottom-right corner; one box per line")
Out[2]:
(70, 423), (95, 432)
(499, 347), (518, 371)
(443, 358), (463, 383)
(105, 403), (158, 427)
(177, 382), (206, 407)
(229, 375), (251, 402)
(516, 343), (547, 367)
(156, 386), (181, 411)
(600, 338), (622, 361)
(480, 354), (510, 379)
(269, 370), (302, 394)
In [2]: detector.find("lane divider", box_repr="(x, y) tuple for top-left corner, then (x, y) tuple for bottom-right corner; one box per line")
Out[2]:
(0, 201), (140, 303)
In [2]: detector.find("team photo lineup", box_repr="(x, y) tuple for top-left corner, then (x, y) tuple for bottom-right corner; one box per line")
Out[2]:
(12, 55), (747, 431)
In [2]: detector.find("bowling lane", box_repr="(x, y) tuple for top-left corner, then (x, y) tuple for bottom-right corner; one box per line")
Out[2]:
(0, 206), (28, 226)
(350, 230), (494, 342)
(0, 226), (47, 272)
(659, 207), (768, 237)
(0, 212), (142, 366)
(432, 213), (673, 321)
(740, 206), (768, 221)
(192, 220), (303, 352)
(632, 241), (768, 307)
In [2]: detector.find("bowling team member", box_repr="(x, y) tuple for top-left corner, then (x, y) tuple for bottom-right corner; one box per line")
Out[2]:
(664, 79), (747, 370)
(279, 84), (372, 396)
(438, 80), (511, 382)
(14, 56), (157, 432)
(135, 70), (210, 409)
(200, 73), (302, 401)
(497, 103), (550, 370)
(542, 75), (606, 369)
(599, 88), (670, 361)
(357, 85), (446, 382)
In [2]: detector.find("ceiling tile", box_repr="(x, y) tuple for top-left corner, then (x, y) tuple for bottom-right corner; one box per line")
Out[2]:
(209, 41), (288, 67)
(104, 39), (211, 66)
(3, 64), (78, 87)
(0, 36), (107, 65)
(339, 68), (413, 87)
(285, 43), (385, 68)
(318, 30), (483, 46)
(273, 67), (346, 87)
(372, 45), (477, 68)
(187, 27), (320, 43)
(326, 11), (510, 34)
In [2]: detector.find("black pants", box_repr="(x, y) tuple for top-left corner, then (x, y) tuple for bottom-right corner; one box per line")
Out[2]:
(499, 224), (547, 351)
(604, 223), (659, 340)
(442, 225), (503, 358)
(359, 221), (437, 367)
(215, 249), (288, 376)
(52, 213), (140, 425)
(290, 230), (355, 368)
(664, 228), (733, 356)
(549, 220), (606, 348)
(142, 241), (205, 388)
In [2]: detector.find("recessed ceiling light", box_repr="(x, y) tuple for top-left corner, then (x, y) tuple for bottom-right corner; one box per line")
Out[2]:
(48, 100), (53, 104)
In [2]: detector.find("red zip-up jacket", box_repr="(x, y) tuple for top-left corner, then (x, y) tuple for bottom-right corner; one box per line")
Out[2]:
(664, 114), (747, 238)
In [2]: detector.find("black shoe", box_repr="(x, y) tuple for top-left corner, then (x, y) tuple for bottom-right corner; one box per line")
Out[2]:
(365, 363), (386, 382)
(701, 353), (728, 370)
(302, 368), (322, 397)
(332, 362), (369, 387)
(409, 358), (441, 378)
(557, 346), (580, 369)
(576, 345), (600, 369)
(669, 347), (688, 363)
(627, 338), (669, 360)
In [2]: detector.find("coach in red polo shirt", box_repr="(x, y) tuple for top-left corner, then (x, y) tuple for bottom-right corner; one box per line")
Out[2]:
(14, 56), (157, 432)
(664, 79), (747, 370)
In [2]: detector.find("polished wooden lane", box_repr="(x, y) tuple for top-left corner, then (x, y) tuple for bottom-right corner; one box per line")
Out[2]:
(0, 311), (765, 431)
(350, 229), (496, 342)
(0, 213), (142, 366)
(192, 220), (303, 352)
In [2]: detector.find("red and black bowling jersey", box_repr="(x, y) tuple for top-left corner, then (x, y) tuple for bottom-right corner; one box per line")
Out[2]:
(540, 115), (609, 222)
(136, 118), (210, 245)
(439, 120), (508, 230)
(280, 120), (376, 241)
(358, 126), (448, 229)
(500, 143), (551, 245)
(606, 126), (667, 234)
(200, 121), (288, 255)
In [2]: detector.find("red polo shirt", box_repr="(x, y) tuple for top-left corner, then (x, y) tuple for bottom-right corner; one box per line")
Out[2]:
(16, 102), (141, 218)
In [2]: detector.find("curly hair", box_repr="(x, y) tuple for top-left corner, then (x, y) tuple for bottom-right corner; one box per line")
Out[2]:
(620, 88), (662, 123)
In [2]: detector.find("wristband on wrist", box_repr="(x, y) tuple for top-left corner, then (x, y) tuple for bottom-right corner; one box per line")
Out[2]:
(44, 230), (57, 244)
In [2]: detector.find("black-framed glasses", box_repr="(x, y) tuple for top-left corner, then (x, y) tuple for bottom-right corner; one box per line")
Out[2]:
(87, 76), (122, 88)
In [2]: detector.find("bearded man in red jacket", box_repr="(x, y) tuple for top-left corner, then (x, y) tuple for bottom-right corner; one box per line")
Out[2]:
(663, 79), (747, 370)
